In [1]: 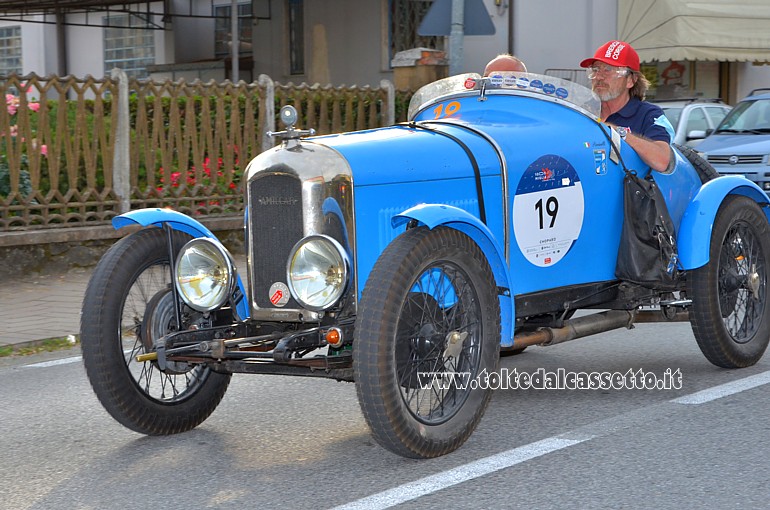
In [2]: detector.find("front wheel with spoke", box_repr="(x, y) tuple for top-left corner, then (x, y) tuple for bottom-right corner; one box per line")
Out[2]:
(689, 196), (770, 368)
(81, 228), (231, 435)
(354, 227), (500, 458)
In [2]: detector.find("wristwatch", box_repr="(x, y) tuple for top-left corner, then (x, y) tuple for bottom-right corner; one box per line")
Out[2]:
(616, 126), (629, 140)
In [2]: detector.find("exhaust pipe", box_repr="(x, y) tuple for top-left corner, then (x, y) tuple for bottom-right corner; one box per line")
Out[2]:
(511, 310), (635, 349)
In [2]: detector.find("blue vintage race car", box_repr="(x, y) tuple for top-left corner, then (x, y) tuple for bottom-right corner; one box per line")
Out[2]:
(81, 72), (770, 459)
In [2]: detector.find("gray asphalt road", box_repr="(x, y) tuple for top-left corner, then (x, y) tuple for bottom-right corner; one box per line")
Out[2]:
(2, 321), (769, 509)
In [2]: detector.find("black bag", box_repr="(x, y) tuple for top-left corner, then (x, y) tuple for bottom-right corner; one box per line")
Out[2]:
(615, 171), (680, 289)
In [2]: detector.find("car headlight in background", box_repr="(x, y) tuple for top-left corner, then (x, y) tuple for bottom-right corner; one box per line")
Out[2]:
(287, 235), (349, 311)
(175, 238), (235, 312)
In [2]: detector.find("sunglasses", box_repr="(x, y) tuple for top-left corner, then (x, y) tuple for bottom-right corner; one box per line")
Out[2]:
(586, 66), (630, 80)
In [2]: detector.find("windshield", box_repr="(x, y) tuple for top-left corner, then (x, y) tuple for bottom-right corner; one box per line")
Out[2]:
(716, 98), (770, 134)
(408, 72), (601, 121)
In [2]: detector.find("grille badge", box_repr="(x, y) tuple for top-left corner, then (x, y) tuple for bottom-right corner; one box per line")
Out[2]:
(257, 196), (299, 206)
(269, 282), (291, 307)
(729, 155), (739, 165)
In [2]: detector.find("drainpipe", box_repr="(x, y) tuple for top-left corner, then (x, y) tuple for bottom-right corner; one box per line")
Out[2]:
(56, 9), (67, 77)
(507, 0), (514, 56)
(448, 0), (464, 75)
(231, 0), (239, 82)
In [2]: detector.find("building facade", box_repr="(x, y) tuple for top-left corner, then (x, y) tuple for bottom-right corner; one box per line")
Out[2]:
(0, 0), (767, 103)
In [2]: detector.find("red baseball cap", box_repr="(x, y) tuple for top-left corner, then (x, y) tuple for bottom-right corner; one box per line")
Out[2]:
(580, 40), (640, 72)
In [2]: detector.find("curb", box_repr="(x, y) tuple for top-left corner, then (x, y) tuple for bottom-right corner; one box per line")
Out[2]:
(0, 335), (79, 357)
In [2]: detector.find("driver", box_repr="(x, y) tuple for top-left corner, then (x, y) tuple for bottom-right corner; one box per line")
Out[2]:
(580, 40), (675, 172)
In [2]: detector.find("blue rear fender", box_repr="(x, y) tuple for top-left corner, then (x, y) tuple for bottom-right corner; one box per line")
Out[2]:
(113, 208), (250, 318)
(393, 204), (515, 347)
(677, 177), (770, 270)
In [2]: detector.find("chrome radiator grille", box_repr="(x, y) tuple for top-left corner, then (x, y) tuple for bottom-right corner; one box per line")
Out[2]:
(248, 173), (303, 309)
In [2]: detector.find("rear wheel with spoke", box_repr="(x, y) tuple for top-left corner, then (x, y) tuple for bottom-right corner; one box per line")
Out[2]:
(689, 196), (770, 368)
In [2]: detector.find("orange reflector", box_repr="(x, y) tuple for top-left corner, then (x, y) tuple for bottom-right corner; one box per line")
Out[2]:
(736, 255), (745, 261)
(325, 328), (342, 345)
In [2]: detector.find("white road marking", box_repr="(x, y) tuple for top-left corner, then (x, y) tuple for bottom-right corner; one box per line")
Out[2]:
(25, 355), (82, 368)
(329, 437), (589, 510)
(671, 370), (770, 405)
(18, 351), (770, 509)
(24, 349), (134, 368)
(331, 369), (770, 509)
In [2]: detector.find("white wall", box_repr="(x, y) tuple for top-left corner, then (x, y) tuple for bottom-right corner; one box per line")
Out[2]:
(513, 0), (616, 74)
(736, 63), (770, 101)
(63, 15), (103, 78)
(461, 1), (509, 75)
(455, 0), (618, 76)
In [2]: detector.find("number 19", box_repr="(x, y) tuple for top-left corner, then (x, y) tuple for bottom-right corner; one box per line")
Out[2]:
(433, 101), (461, 119)
(535, 196), (559, 229)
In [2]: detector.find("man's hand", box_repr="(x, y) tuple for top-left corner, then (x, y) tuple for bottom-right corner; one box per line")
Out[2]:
(609, 123), (672, 172)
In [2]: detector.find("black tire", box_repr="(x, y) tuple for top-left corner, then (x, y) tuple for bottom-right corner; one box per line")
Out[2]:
(81, 228), (231, 434)
(354, 227), (500, 458)
(689, 196), (770, 368)
(674, 143), (720, 183)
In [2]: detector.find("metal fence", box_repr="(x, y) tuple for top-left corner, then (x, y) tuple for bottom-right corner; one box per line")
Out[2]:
(0, 71), (404, 234)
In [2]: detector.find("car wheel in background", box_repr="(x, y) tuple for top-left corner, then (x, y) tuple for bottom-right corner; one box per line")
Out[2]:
(674, 143), (720, 183)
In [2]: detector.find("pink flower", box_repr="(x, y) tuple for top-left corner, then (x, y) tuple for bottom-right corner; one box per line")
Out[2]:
(5, 94), (19, 115)
(30, 138), (47, 157)
(28, 102), (40, 113)
(9, 125), (18, 137)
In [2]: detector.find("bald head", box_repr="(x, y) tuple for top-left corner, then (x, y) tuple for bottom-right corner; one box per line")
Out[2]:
(483, 54), (527, 76)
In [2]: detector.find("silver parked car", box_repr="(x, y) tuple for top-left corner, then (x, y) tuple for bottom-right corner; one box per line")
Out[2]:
(697, 89), (770, 193)
(654, 98), (732, 147)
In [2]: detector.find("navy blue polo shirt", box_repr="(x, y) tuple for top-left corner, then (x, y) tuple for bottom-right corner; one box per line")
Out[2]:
(607, 97), (672, 143)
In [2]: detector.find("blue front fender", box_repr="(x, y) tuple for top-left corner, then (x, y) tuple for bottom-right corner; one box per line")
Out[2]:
(113, 208), (219, 239)
(392, 204), (515, 347)
(113, 208), (250, 318)
(678, 177), (770, 270)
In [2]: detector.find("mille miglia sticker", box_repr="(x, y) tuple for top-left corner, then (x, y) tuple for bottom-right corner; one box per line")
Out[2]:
(269, 282), (290, 307)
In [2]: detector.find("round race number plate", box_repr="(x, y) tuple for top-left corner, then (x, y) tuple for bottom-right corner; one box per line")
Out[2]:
(513, 154), (585, 267)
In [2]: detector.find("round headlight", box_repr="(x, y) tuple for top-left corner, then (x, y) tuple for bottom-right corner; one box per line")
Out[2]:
(287, 235), (349, 311)
(175, 238), (235, 312)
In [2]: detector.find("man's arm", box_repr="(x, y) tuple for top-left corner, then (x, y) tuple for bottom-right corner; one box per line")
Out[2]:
(623, 134), (672, 172)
